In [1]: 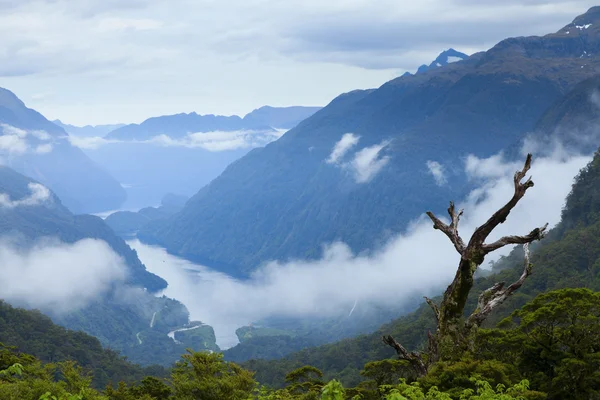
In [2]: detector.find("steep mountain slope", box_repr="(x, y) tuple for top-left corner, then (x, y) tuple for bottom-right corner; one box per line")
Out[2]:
(245, 146), (600, 388)
(243, 106), (322, 129)
(0, 88), (126, 213)
(0, 167), (218, 366)
(53, 120), (125, 137)
(0, 300), (166, 389)
(140, 7), (600, 277)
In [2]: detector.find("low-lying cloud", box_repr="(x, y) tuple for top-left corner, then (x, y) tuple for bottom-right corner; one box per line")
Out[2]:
(327, 133), (391, 183)
(0, 182), (51, 208)
(350, 141), (390, 183)
(0, 237), (127, 313)
(0, 124), (54, 155)
(327, 133), (360, 164)
(134, 141), (591, 348)
(66, 129), (286, 152)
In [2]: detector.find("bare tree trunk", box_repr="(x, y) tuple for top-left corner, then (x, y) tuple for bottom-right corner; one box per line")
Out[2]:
(383, 154), (548, 373)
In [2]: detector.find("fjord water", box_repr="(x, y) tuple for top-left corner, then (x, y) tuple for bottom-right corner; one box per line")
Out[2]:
(127, 239), (244, 349)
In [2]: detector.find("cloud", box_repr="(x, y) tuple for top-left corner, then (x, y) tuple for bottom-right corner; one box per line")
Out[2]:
(66, 129), (286, 152)
(465, 152), (517, 180)
(426, 160), (447, 186)
(34, 143), (53, 154)
(0, 124), (54, 155)
(1, 1), (596, 125)
(327, 134), (391, 183)
(0, 183), (51, 208)
(349, 140), (391, 183)
(0, 133), (28, 155)
(0, 237), (127, 313)
(134, 138), (592, 348)
(327, 133), (360, 164)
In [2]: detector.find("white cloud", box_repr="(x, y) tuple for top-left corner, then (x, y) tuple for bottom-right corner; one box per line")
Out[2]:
(0, 183), (51, 208)
(426, 160), (447, 185)
(0, 124), (54, 155)
(465, 152), (517, 180)
(35, 143), (53, 154)
(0, 237), (127, 313)
(350, 140), (390, 183)
(327, 133), (360, 164)
(0, 134), (28, 155)
(66, 129), (286, 152)
(135, 139), (592, 348)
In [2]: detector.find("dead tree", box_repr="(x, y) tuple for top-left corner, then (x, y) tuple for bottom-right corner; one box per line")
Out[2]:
(383, 154), (548, 376)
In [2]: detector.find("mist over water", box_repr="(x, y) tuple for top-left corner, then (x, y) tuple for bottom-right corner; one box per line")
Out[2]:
(128, 240), (244, 349)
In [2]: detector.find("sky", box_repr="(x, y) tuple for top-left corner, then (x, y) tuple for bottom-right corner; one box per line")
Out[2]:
(0, 0), (597, 125)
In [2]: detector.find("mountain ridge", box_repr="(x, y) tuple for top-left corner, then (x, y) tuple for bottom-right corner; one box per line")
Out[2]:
(139, 6), (600, 277)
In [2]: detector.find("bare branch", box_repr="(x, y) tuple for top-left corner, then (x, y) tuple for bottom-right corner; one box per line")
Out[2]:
(382, 335), (428, 376)
(482, 223), (548, 253)
(424, 296), (440, 325)
(470, 154), (535, 247)
(426, 201), (466, 254)
(466, 243), (535, 328)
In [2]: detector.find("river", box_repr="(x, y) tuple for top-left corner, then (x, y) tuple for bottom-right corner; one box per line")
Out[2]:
(127, 239), (246, 349)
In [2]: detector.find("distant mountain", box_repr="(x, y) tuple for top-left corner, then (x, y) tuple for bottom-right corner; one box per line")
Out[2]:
(243, 106), (322, 129)
(416, 48), (469, 74)
(0, 167), (217, 365)
(106, 106), (321, 140)
(53, 120), (126, 137)
(83, 107), (319, 209)
(0, 88), (126, 213)
(105, 112), (273, 140)
(140, 7), (600, 277)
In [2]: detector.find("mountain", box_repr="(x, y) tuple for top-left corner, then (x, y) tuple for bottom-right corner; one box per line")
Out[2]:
(0, 165), (165, 291)
(0, 88), (126, 213)
(0, 300), (167, 389)
(53, 120), (126, 137)
(83, 108), (319, 209)
(105, 112), (274, 140)
(139, 7), (600, 277)
(105, 194), (189, 238)
(106, 106), (321, 141)
(243, 106), (322, 129)
(415, 48), (469, 74)
(245, 145), (600, 389)
(0, 167), (218, 366)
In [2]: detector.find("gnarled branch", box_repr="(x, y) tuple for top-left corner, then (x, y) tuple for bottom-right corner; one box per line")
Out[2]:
(467, 243), (535, 328)
(424, 296), (440, 325)
(470, 154), (535, 247)
(482, 223), (548, 253)
(426, 201), (466, 254)
(382, 335), (428, 376)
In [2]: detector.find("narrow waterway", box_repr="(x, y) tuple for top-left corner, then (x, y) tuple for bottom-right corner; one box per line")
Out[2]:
(128, 239), (245, 349)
